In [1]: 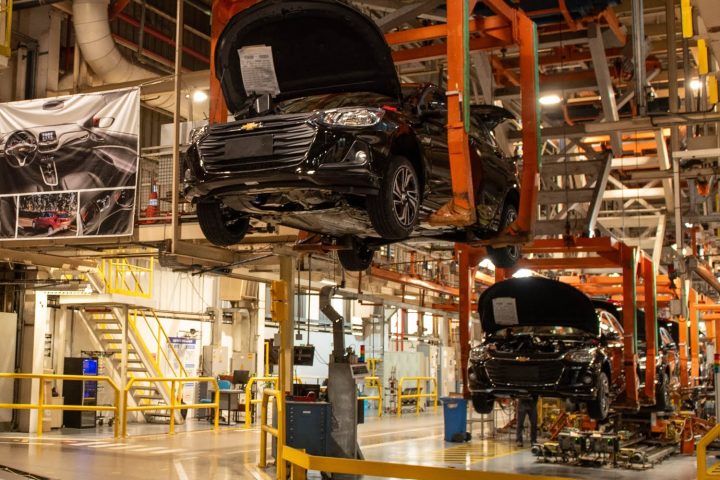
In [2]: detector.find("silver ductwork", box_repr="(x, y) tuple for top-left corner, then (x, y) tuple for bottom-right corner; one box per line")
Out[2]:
(71, 0), (189, 116)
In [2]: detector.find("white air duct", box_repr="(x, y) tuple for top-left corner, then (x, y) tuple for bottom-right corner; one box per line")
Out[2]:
(71, 0), (191, 117)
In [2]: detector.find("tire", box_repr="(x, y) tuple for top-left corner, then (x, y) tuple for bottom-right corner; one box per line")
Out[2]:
(471, 393), (495, 414)
(486, 202), (521, 268)
(367, 156), (420, 240)
(655, 370), (672, 411)
(196, 200), (250, 247)
(338, 238), (375, 272)
(587, 372), (610, 421)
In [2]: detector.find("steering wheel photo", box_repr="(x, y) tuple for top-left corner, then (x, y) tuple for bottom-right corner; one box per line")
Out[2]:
(4, 130), (38, 168)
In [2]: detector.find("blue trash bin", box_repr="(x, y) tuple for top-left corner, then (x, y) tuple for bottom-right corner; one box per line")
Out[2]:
(441, 397), (468, 442)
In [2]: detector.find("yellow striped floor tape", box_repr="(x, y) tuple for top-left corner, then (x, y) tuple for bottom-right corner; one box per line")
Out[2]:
(399, 440), (521, 466)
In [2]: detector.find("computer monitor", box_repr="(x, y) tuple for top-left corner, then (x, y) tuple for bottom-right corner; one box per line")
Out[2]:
(293, 383), (321, 397)
(233, 370), (250, 385)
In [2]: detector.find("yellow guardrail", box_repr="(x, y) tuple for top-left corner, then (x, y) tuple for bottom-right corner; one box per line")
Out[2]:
(0, 373), (120, 438)
(98, 257), (154, 299)
(397, 377), (438, 416)
(259, 388), (285, 479)
(282, 445), (574, 480)
(245, 376), (278, 427)
(122, 376), (219, 436)
(359, 376), (382, 417)
(697, 423), (720, 479)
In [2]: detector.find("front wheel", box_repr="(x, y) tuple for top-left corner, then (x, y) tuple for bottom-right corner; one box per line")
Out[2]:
(486, 202), (521, 268)
(586, 372), (610, 421)
(338, 238), (375, 272)
(367, 156), (420, 240)
(471, 393), (495, 414)
(196, 200), (250, 247)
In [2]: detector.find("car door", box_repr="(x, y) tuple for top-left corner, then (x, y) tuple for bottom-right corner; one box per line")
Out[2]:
(414, 86), (451, 210)
(599, 311), (625, 392)
(471, 116), (512, 227)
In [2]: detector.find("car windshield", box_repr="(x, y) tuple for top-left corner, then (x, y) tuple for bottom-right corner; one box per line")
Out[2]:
(494, 326), (590, 337)
(275, 92), (398, 113)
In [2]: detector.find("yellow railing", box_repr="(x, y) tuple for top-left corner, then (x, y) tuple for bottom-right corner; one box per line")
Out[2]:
(122, 377), (219, 436)
(0, 0), (12, 58)
(359, 376), (383, 417)
(397, 377), (438, 416)
(245, 376), (278, 427)
(0, 373), (120, 438)
(98, 257), (154, 299)
(132, 308), (188, 379)
(697, 423), (720, 479)
(259, 387), (285, 479)
(282, 446), (573, 480)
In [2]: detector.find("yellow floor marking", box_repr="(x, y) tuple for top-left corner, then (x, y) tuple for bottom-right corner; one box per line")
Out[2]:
(397, 440), (521, 466)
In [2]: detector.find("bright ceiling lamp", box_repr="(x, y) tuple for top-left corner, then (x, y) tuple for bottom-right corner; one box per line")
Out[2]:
(539, 93), (563, 106)
(192, 90), (209, 102)
(690, 79), (703, 92)
(512, 268), (534, 278)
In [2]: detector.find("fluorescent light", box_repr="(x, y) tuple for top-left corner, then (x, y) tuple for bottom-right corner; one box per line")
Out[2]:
(320, 278), (336, 285)
(404, 295), (418, 300)
(512, 269), (533, 278)
(690, 79), (703, 92)
(685, 222), (694, 228)
(192, 90), (208, 102)
(478, 258), (495, 269)
(539, 94), (563, 106)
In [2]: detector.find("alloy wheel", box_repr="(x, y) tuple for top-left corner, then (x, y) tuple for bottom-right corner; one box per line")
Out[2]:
(391, 165), (419, 227)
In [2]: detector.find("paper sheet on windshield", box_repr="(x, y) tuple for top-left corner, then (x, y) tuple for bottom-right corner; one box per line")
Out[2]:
(492, 297), (519, 326)
(238, 45), (280, 96)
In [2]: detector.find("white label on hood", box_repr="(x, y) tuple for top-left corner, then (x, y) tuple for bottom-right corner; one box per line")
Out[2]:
(238, 45), (280, 97)
(492, 297), (519, 326)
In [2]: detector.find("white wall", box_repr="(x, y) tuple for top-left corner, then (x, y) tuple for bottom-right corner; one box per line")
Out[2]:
(151, 268), (218, 314)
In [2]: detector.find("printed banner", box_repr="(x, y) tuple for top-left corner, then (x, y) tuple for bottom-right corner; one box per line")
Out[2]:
(0, 89), (140, 239)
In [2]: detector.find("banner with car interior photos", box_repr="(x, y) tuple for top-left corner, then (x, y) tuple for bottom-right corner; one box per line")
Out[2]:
(0, 88), (139, 240)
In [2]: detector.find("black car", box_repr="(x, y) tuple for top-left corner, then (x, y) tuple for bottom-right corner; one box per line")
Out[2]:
(468, 277), (624, 421)
(183, 0), (520, 271)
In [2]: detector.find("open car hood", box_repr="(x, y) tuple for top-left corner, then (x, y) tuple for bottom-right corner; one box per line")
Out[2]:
(215, 0), (402, 116)
(479, 277), (599, 336)
(471, 105), (515, 130)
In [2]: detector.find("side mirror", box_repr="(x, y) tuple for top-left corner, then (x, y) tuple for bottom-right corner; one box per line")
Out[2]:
(95, 117), (115, 128)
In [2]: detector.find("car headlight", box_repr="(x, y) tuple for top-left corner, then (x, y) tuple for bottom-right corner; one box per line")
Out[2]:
(314, 108), (384, 128)
(189, 124), (208, 145)
(564, 350), (594, 363)
(470, 346), (493, 362)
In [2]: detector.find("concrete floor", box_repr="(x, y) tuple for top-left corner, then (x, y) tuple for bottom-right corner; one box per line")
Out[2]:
(0, 413), (702, 479)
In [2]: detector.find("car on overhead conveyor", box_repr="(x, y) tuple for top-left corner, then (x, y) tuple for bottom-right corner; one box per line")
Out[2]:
(468, 277), (626, 421)
(182, 0), (521, 272)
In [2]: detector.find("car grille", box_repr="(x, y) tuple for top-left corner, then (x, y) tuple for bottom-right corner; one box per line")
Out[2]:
(198, 113), (316, 174)
(485, 359), (564, 386)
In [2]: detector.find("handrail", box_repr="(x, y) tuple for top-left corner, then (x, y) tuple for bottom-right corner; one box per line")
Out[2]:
(245, 376), (278, 427)
(259, 387), (285, 479)
(137, 308), (188, 378)
(0, 373), (120, 438)
(359, 376), (383, 417)
(122, 376), (219, 436)
(697, 423), (720, 479)
(282, 446), (574, 480)
(98, 257), (153, 299)
(397, 377), (438, 416)
(127, 309), (175, 404)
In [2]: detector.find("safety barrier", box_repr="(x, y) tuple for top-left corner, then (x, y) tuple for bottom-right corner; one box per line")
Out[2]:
(98, 257), (154, 299)
(0, 373), (120, 437)
(359, 376), (382, 417)
(397, 377), (438, 416)
(282, 446), (574, 480)
(697, 423), (720, 479)
(245, 376), (278, 427)
(259, 388), (286, 479)
(122, 376), (219, 436)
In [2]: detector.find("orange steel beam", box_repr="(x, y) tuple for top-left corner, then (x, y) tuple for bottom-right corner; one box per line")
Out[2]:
(678, 313), (689, 389)
(385, 16), (511, 45)
(523, 237), (619, 254)
(560, 274), (675, 287)
(458, 248), (473, 399)
(392, 36), (511, 64)
(689, 289), (700, 384)
(621, 244), (639, 408)
(574, 285), (676, 296)
(517, 257), (620, 269)
(369, 267), (459, 297)
(641, 256), (657, 402)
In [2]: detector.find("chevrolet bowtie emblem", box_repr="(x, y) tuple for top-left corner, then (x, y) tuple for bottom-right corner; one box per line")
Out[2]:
(240, 122), (262, 131)
(516, 356), (530, 362)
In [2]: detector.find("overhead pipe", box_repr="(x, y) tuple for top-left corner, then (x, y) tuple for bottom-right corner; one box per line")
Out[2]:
(631, 0), (647, 115)
(71, 0), (191, 118)
(13, 0), (65, 10)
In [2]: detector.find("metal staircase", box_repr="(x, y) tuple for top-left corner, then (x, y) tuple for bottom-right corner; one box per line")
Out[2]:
(73, 304), (188, 424)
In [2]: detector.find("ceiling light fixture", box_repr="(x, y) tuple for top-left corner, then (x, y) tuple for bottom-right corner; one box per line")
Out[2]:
(192, 90), (209, 103)
(539, 94), (563, 106)
(690, 79), (703, 92)
(320, 278), (336, 285)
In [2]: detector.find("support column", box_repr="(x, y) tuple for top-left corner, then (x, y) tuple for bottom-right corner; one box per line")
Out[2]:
(689, 289), (699, 384)
(170, 0), (184, 253)
(279, 255), (295, 393)
(621, 245), (639, 407)
(642, 257), (657, 401)
(457, 248), (472, 399)
(28, 292), (49, 433)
